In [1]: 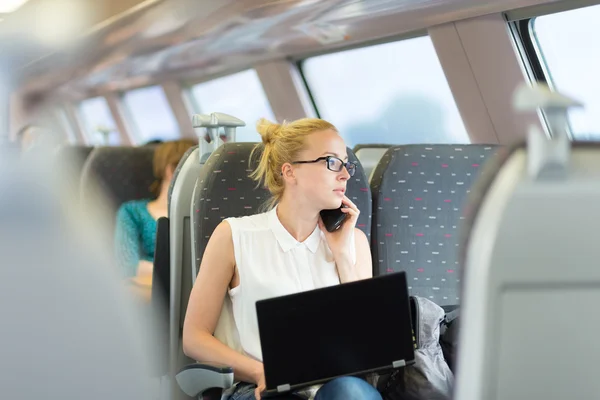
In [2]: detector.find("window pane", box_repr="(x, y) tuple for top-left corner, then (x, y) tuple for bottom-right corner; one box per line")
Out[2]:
(78, 97), (121, 146)
(302, 37), (469, 147)
(190, 70), (275, 142)
(122, 86), (180, 144)
(533, 6), (600, 140)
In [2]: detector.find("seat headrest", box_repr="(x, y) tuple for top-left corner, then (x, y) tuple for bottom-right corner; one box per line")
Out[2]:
(370, 144), (499, 304)
(80, 146), (155, 209)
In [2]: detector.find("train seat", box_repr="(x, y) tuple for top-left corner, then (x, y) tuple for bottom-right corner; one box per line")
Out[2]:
(369, 144), (498, 305)
(172, 142), (371, 399)
(455, 85), (600, 400)
(80, 146), (156, 230)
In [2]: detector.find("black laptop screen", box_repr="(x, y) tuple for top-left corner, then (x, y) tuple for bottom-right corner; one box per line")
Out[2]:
(256, 272), (415, 390)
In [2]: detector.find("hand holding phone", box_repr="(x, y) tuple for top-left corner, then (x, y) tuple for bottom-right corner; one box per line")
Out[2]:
(319, 206), (348, 233)
(318, 196), (361, 259)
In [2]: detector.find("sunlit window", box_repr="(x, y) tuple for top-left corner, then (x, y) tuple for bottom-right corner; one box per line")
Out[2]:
(78, 97), (120, 146)
(301, 36), (470, 147)
(533, 5), (600, 140)
(122, 86), (180, 144)
(190, 70), (275, 142)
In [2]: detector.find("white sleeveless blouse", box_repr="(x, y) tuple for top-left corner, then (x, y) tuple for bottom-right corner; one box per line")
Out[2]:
(225, 206), (354, 362)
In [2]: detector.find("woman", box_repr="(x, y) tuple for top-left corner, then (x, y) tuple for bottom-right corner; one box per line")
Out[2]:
(114, 139), (196, 279)
(182, 118), (381, 400)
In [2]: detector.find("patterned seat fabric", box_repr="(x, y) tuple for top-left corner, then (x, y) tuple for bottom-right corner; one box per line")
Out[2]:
(370, 144), (498, 305)
(191, 142), (372, 274)
(80, 146), (156, 212)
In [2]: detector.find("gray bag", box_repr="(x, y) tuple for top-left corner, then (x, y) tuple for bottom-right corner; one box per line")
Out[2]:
(378, 296), (454, 400)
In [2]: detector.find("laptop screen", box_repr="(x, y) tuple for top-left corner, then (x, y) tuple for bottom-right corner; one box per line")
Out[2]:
(256, 272), (415, 391)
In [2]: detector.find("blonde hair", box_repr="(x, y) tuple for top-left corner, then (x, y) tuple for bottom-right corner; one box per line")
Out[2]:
(150, 139), (197, 197)
(250, 118), (338, 210)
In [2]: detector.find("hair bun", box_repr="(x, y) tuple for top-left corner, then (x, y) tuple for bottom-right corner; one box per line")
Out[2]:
(256, 118), (281, 145)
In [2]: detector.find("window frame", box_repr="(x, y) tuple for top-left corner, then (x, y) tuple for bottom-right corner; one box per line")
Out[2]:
(513, 10), (600, 140)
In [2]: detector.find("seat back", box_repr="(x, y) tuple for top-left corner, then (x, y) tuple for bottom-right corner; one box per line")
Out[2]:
(169, 143), (371, 388)
(165, 146), (211, 388)
(455, 141), (600, 400)
(353, 144), (392, 182)
(370, 144), (498, 305)
(80, 146), (156, 223)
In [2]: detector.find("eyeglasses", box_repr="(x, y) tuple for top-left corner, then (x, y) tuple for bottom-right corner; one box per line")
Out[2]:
(292, 156), (357, 177)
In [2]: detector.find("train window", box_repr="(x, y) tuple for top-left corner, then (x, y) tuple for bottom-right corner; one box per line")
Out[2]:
(122, 86), (180, 144)
(532, 5), (600, 140)
(189, 69), (275, 142)
(301, 36), (469, 147)
(78, 97), (121, 146)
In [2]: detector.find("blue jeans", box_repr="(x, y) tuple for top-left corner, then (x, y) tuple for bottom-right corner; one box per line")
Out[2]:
(226, 376), (382, 400)
(315, 377), (382, 400)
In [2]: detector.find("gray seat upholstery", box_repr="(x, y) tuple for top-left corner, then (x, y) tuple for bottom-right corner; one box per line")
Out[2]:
(80, 146), (156, 212)
(370, 144), (498, 305)
(170, 143), (371, 399)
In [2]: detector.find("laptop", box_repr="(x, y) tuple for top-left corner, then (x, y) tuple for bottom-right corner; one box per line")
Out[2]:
(255, 271), (415, 397)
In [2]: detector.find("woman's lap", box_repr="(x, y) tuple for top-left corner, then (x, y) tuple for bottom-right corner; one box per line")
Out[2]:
(226, 377), (382, 400)
(226, 382), (303, 400)
(315, 377), (382, 400)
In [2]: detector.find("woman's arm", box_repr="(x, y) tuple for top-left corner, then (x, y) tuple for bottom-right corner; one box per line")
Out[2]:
(335, 228), (373, 283)
(182, 221), (264, 385)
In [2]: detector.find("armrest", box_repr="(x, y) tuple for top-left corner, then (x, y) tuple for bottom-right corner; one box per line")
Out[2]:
(176, 363), (234, 397)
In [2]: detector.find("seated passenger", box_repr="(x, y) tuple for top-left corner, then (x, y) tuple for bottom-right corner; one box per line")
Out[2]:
(183, 119), (380, 400)
(114, 139), (196, 279)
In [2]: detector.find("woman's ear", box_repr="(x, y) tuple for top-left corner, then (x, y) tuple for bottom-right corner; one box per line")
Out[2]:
(281, 163), (295, 182)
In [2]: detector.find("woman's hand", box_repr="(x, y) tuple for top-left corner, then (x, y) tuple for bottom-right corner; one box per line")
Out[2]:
(319, 195), (360, 257)
(253, 364), (266, 400)
(319, 196), (361, 283)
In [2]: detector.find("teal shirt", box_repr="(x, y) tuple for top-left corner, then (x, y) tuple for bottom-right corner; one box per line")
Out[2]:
(114, 199), (157, 278)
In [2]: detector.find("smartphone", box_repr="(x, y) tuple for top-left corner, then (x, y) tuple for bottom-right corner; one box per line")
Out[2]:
(320, 206), (347, 232)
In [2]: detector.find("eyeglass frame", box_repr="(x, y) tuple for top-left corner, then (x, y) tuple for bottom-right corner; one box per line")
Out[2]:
(290, 156), (357, 177)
